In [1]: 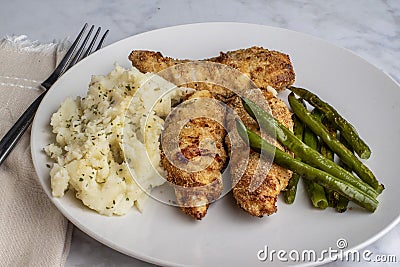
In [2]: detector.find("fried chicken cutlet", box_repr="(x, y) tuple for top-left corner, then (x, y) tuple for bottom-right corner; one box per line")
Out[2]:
(129, 46), (295, 99)
(129, 47), (295, 218)
(225, 91), (293, 216)
(161, 90), (227, 220)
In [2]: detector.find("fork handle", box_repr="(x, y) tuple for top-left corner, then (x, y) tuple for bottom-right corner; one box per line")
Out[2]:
(0, 92), (45, 165)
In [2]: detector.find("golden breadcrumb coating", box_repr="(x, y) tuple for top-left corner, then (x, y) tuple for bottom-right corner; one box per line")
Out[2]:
(129, 46), (295, 97)
(210, 46), (295, 93)
(161, 91), (227, 220)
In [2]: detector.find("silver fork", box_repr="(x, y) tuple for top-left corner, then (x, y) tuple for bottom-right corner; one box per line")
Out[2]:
(0, 23), (109, 165)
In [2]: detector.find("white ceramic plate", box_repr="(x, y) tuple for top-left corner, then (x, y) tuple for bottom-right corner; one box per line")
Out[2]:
(31, 23), (400, 266)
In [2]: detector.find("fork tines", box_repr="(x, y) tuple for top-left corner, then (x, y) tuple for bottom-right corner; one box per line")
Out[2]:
(67, 24), (109, 71)
(41, 23), (109, 90)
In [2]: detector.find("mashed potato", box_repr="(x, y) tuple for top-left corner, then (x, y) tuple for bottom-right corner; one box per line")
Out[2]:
(45, 65), (192, 216)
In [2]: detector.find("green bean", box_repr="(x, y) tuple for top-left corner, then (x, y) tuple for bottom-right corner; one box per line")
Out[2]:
(235, 119), (378, 212)
(241, 97), (379, 198)
(336, 195), (349, 213)
(283, 115), (304, 204)
(288, 86), (371, 159)
(303, 180), (330, 209)
(320, 140), (341, 208)
(284, 172), (301, 204)
(317, 112), (350, 212)
(302, 114), (328, 209)
(287, 93), (383, 193)
(336, 134), (353, 212)
(313, 109), (341, 208)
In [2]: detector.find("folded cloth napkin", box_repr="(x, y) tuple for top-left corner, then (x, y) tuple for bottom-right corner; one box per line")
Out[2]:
(0, 36), (72, 267)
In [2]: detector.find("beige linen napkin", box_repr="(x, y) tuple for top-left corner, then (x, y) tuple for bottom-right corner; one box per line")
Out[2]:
(0, 36), (72, 267)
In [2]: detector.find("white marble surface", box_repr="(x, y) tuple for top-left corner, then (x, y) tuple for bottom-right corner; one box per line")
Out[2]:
(1, 0), (399, 266)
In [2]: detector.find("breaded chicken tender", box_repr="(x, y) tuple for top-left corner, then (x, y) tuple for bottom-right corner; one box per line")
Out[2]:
(225, 91), (293, 217)
(210, 46), (295, 93)
(161, 90), (227, 220)
(129, 46), (295, 95)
